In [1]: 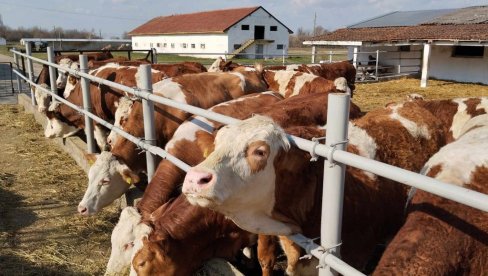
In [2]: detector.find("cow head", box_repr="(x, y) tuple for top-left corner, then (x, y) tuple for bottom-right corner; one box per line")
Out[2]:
(34, 83), (51, 113)
(207, 56), (224, 72)
(105, 207), (152, 276)
(107, 97), (134, 148)
(44, 102), (80, 138)
(182, 115), (294, 235)
(78, 151), (139, 215)
(56, 58), (73, 89)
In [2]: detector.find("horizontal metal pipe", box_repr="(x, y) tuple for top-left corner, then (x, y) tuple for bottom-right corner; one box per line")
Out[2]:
(12, 49), (488, 212)
(21, 38), (131, 43)
(12, 68), (191, 173)
(288, 234), (365, 276)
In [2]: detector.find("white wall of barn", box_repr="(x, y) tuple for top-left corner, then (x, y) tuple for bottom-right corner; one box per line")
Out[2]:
(429, 45), (488, 84)
(131, 34), (228, 59)
(226, 8), (289, 59)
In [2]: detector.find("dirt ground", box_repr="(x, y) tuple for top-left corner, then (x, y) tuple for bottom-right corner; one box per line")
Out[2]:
(0, 77), (486, 275)
(0, 105), (119, 275)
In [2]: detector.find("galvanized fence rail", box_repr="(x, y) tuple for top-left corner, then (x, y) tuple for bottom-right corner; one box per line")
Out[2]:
(11, 48), (488, 276)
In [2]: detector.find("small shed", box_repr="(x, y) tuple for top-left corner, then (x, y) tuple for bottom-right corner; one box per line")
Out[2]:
(305, 6), (488, 86)
(129, 6), (293, 59)
(0, 37), (6, 46)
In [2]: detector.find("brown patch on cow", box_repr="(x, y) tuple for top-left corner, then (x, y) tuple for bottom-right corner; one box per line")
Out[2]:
(245, 141), (270, 174)
(467, 165), (488, 193)
(278, 236), (303, 275)
(464, 98), (485, 117)
(257, 235), (278, 276)
(426, 164), (443, 178)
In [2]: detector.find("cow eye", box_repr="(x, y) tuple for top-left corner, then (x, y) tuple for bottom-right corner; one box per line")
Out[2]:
(100, 178), (110, 185)
(254, 149), (266, 157)
(123, 242), (134, 251)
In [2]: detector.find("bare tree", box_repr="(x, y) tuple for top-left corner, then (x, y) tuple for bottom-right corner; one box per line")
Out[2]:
(289, 25), (329, 48)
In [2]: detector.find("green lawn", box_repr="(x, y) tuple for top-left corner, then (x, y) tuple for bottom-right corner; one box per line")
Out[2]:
(1, 44), (348, 66)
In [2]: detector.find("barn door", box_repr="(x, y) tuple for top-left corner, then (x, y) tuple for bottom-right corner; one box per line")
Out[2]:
(255, 44), (264, 59)
(254, 26), (265, 40)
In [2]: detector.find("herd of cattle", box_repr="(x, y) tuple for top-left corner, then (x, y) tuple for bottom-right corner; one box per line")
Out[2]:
(29, 51), (488, 275)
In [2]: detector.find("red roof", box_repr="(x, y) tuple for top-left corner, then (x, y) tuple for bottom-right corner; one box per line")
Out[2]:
(129, 6), (261, 35)
(314, 24), (488, 42)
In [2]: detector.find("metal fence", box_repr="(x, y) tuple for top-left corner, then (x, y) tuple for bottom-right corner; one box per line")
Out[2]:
(10, 47), (488, 276)
(0, 62), (14, 97)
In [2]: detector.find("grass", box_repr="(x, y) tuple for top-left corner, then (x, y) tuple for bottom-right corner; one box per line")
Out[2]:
(1, 44), (347, 66)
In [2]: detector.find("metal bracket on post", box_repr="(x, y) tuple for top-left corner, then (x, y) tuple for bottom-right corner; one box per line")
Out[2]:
(47, 47), (58, 104)
(139, 64), (157, 181)
(310, 137), (326, 162)
(319, 93), (350, 276)
(25, 42), (36, 105)
(327, 140), (349, 168)
(79, 54), (97, 153)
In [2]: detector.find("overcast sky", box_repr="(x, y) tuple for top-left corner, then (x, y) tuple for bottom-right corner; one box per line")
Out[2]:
(0, 0), (486, 38)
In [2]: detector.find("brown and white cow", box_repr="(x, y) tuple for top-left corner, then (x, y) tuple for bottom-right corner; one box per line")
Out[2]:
(44, 63), (167, 150)
(263, 70), (350, 98)
(297, 60), (356, 92)
(106, 92), (361, 274)
(183, 101), (448, 270)
(79, 68), (270, 215)
(374, 114), (488, 275)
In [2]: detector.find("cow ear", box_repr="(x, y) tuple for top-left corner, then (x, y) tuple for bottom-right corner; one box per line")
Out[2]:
(121, 169), (140, 185)
(85, 153), (99, 166)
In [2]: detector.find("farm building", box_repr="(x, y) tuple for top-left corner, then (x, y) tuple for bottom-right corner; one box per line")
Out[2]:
(128, 6), (292, 59)
(305, 6), (488, 87)
(0, 37), (6, 45)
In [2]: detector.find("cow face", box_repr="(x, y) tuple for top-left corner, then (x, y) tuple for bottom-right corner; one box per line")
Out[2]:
(56, 58), (73, 89)
(34, 83), (50, 113)
(107, 97), (133, 148)
(44, 103), (80, 138)
(78, 152), (139, 215)
(182, 115), (293, 234)
(130, 238), (180, 276)
(207, 56), (223, 72)
(106, 207), (152, 275)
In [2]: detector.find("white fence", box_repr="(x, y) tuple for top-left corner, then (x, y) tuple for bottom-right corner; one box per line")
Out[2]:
(10, 47), (488, 276)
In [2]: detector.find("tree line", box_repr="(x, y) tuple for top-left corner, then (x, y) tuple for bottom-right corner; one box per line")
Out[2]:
(0, 24), (101, 42)
(289, 25), (329, 48)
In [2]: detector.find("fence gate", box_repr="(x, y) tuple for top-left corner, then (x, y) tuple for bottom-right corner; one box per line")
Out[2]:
(0, 62), (14, 96)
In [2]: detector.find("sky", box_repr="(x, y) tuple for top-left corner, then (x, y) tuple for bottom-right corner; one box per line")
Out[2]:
(0, 0), (486, 38)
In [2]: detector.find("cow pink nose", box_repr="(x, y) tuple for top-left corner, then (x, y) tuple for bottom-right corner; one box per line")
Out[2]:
(78, 205), (88, 215)
(185, 169), (214, 186)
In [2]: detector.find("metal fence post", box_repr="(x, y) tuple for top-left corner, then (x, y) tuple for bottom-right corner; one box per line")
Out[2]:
(329, 50), (333, 63)
(47, 47), (58, 104)
(79, 55), (97, 153)
(25, 42), (36, 105)
(151, 48), (157, 64)
(320, 93), (350, 276)
(311, 45), (316, 63)
(12, 48), (22, 92)
(375, 50), (379, 80)
(139, 64), (157, 180)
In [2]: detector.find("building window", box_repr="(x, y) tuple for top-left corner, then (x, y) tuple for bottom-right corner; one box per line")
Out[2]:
(452, 46), (484, 57)
(241, 25), (249, 30)
(156, 43), (161, 47)
(399, 45), (410, 52)
(233, 44), (242, 50)
(171, 43), (175, 48)
(200, 43), (205, 49)
(270, 26), (277, 31)
(191, 44), (195, 48)
(163, 43), (167, 48)
(182, 43), (187, 48)
(277, 44), (284, 50)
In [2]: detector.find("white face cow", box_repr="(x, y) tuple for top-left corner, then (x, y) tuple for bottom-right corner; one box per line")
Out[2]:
(78, 151), (139, 215)
(107, 97), (134, 148)
(34, 83), (51, 113)
(182, 115), (292, 234)
(105, 207), (152, 276)
(207, 56), (223, 72)
(44, 102), (80, 138)
(56, 58), (73, 90)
